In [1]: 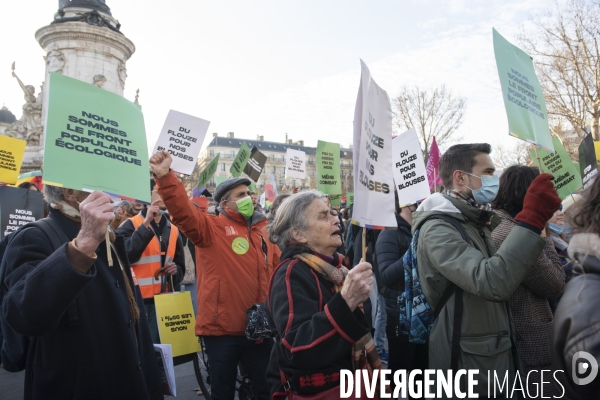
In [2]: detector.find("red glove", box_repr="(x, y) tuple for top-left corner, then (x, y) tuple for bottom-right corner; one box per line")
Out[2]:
(515, 173), (562, 231)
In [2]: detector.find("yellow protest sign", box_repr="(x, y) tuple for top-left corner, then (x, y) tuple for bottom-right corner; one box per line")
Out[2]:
(154, 291), (200, 357)
(0, 135), (26, 184)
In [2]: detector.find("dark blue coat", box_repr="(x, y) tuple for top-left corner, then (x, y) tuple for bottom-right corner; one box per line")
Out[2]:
(2, 208), (163, 400)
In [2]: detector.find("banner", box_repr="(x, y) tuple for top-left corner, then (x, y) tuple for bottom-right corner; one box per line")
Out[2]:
(425, 136), (443, 191)
(243, 146), (267, 182)
(579, 133), (598, 191)
(268, 174), (279, 196)
(392, 128), (430, 206)
(316, 140), (341, 195)
(259, 192), (266, 208)
(230, 142), (252, 178)
(347, 192), (354, 207)
(285, 148), (306, 179)
(43, 73), (151, 202)
(351, 60), (396, 229)
(198, 153), (220, 189)
(493, 28), (554, 152)
(153, 110), (210, 176)
(154, 292), (201, 357)
(529, 137), (582, 199)
(329, 194), (341, 207)
(0, 186), (44, 238)
(0, 135), (26, 184)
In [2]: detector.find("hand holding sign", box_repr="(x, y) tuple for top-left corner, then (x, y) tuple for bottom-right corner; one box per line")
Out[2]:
(150, 150), (173, 178)
(75, 191), (114, 257)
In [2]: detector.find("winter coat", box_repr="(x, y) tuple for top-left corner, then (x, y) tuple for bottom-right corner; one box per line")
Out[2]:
(414, 193), (546, 397)
(155, 171), (281, 336)
(2, 208), (163, 400)
(553, 233), (600, 400)
(117, 208), (185, 295)
(266, 245), (370, 398)
(491, 209), (565, 395)
(375, 213), (412, 316)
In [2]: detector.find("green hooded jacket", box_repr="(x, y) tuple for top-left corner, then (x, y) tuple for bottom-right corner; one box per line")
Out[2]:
(413, 193), (545, 398)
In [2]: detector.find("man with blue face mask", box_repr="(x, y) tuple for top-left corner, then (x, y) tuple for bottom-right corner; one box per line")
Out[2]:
(148, 150), (280, 400)
(412, 143), (562, 397)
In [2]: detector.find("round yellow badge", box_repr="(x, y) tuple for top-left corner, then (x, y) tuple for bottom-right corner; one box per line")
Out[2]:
(231, 237), (250, 255)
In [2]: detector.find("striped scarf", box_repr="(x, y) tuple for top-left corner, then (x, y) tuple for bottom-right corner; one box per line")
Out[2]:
(293, 253), (383, 375)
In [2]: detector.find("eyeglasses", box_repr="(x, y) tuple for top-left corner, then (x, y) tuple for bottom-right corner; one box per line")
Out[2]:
(559, 204), (563, 212)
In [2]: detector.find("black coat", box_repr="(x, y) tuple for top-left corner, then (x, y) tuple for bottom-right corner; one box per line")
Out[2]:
(266, 245), (370, 398)
(2, 208), (163, 400)
(117, 208), (185, 294)
(375, 213), (412, 317)
(553, 248), (600, 400)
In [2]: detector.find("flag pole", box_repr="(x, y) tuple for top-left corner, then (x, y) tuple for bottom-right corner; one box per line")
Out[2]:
(534, 146), (543, 171)
(361, 227), (367, 262)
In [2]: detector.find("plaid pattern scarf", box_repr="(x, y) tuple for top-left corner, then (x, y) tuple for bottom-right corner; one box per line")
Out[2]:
(293, 253), (383, 377)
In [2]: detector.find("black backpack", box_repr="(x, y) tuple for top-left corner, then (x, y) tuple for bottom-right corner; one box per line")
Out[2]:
(0, 218), (72, 372)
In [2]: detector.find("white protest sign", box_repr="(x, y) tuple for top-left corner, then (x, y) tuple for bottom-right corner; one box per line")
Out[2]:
(285, 148), (306, 179)
(392, 128), (430, 206)
(154, 110), (210, 175)
(352, 60), (396, 229)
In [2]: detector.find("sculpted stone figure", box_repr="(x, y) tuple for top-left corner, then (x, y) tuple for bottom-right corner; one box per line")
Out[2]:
(45, 50), (65, 74)
(8, 64), (44, 145)
(93, 74), (107, 88)
(118, 62), (127, 89)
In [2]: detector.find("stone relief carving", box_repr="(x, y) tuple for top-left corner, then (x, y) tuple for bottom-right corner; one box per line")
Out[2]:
(93, 74), (107, 88)
(45, 50), (65, 74)
(117, 62), (127, 89)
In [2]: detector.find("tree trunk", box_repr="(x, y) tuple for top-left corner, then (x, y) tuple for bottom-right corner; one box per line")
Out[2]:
(593, 112), (600, 141)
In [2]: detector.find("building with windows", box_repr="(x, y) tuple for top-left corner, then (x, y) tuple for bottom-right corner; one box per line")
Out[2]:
(192, 132), (354, 196)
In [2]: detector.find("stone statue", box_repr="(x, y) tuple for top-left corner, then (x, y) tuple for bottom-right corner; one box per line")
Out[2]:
(134, 88), (140, 104)
(93, 74), (107, 88)
(45, 50), (65, 74)
(7, 63), (44, 146)
(59, 0), (111, 16)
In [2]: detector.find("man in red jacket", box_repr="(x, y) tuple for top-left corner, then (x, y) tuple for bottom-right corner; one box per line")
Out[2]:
(149, 150), (280, 400)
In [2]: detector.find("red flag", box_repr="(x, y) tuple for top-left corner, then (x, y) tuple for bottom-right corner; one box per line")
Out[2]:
(426, 137), (443, 190)
(265, 184), (277, 201)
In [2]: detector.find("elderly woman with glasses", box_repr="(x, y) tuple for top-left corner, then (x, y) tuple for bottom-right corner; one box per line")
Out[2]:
(266, 191), (378, 399)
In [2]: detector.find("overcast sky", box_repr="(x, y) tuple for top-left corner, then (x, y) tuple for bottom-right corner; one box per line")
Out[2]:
(1, 0), (552, 154)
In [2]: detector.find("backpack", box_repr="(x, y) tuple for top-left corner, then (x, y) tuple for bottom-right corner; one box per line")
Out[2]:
(399, 214), (473, 367)
(0, 218), (72, 372)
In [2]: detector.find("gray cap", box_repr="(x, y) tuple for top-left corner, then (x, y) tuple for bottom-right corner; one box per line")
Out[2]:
(213, 177), (252, 203)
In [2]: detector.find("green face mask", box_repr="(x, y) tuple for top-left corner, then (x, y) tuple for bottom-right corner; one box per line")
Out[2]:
(234, 196), (254, 218)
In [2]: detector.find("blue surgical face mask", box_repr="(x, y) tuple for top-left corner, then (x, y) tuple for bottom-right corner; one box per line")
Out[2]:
(548, 222), (563, 236)
(463, 172), (500, 205)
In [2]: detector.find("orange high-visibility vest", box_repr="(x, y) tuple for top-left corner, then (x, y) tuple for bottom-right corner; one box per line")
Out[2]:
(130, 214), (179, 299)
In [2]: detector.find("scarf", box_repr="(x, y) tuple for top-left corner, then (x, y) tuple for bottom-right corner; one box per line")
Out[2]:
(293, 253), (383, 377)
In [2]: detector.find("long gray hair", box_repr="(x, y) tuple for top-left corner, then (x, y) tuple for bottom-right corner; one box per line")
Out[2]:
(268, 190), (324, 248)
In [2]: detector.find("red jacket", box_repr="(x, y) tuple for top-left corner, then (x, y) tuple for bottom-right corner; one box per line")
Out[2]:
(156, 171), (280, 336)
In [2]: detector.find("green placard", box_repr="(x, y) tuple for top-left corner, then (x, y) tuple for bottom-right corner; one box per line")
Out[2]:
(198, 153), (220, 189)
(248, 181), (256, 192)
(493, 28), (554, 152)
(215, 176), (227, 186)
(230, 142), (252, 178)
(43, 73), (151, 201)
(347, 192), (354, 207)
(529, 137), (582, 199)
(316, 140), (341, 194)
(329, 194), (341, 207)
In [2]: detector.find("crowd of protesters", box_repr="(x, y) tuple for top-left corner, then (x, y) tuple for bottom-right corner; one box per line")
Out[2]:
(0, 144), (599, 400)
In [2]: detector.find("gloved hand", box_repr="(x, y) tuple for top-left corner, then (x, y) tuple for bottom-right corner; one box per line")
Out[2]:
(515, 173), (562, 231)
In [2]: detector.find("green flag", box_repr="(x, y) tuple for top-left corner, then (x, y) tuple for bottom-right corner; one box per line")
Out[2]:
(198, 153), (220, 189)
(230, 142), (252, 178)
(347, 192), (354, 207)
(43, 73), (151, 202)
(248, 181), (256, 192)
(316, 140), (341, 194)
(529, 137), (582, 199)
(493, 28), (554, 152)
(215, 176), (227, 186)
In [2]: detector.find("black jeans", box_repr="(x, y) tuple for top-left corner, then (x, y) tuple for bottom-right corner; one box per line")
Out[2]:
(203, 335), (273, 400)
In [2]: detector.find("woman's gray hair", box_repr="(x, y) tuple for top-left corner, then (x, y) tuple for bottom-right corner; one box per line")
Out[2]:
(43, 184), (65, 204)
(268, 190), (324, 247)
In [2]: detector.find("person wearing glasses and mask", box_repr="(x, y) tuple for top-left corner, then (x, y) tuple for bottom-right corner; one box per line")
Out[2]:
(413, 143), (561, 396)
(147, 150), (280, 400)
